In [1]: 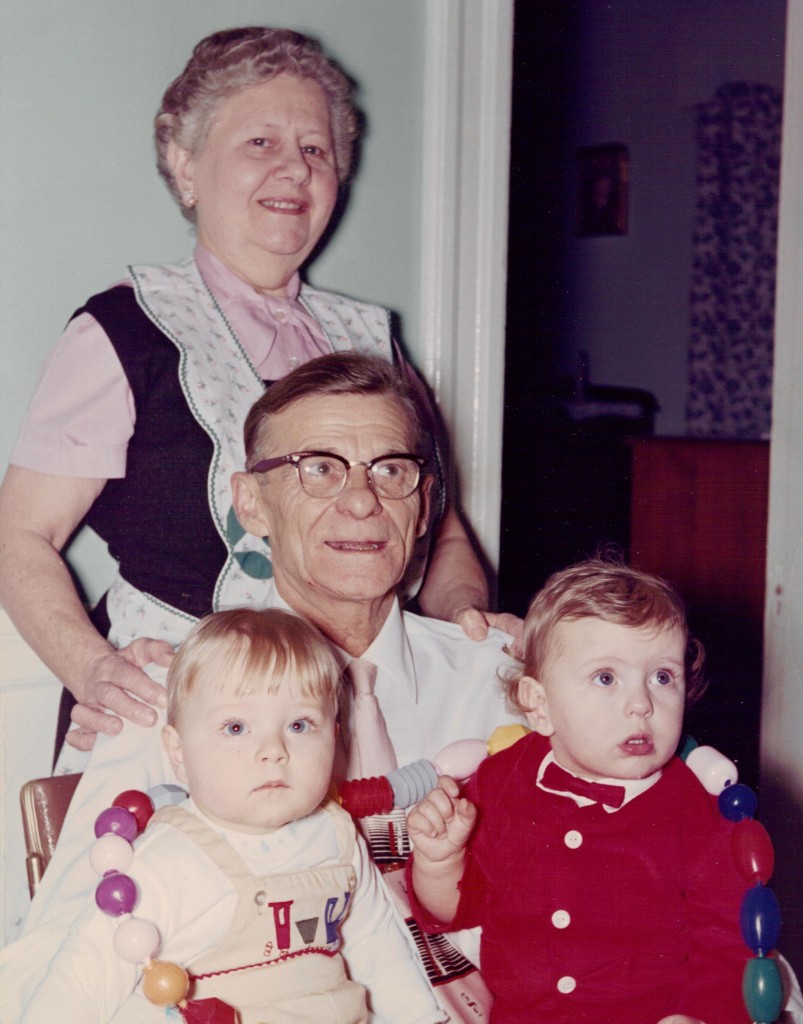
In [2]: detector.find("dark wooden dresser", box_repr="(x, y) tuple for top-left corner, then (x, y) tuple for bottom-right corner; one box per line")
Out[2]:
(628, 437), (770, 789)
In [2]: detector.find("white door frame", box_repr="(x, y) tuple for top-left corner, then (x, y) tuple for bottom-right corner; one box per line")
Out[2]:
(760, 0), (803, 973)
(419, 0), (514, 575)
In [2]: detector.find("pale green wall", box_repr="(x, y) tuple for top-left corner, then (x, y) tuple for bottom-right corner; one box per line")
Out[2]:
(0, 0), (426, 600)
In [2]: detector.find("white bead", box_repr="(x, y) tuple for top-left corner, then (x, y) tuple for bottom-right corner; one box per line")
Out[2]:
(114, 916), (161, 963)
(685, 745), (739, 795)
(89, 833), (134, 875)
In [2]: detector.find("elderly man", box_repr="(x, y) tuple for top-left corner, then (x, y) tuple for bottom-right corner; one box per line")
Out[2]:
(231, 353), (520, 778)
(3, 353), (520, 1020)
(229, 354), (522, 1017)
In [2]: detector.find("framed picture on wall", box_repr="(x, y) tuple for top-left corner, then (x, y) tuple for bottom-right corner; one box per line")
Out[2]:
(576, 144), (629, 236)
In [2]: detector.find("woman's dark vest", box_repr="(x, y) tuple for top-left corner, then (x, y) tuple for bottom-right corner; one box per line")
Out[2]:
(83, 286), (231, 618)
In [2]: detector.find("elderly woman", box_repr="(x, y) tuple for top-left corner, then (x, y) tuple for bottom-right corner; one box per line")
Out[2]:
(0, 28), (509, 762)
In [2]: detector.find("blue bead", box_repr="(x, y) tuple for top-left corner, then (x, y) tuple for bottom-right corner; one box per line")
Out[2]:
(740, 885), (782, 955)
(718, 782), (758, 821)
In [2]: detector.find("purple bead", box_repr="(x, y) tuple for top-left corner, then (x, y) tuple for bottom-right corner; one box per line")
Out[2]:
(94, 806), (138, 842)
(718, 783), (758, 821)
(95, 871), (138, 916)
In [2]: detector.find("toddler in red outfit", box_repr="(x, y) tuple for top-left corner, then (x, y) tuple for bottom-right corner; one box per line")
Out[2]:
(408, 557), (753, 1024)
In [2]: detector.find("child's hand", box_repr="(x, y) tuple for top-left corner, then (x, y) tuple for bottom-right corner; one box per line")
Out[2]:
(408, 776), (477, 865)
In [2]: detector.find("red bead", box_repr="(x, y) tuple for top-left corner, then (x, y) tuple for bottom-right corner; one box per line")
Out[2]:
(180, 997), (239, 1023)
(112, 790), (155, 834)
(731, 818), (775, 884)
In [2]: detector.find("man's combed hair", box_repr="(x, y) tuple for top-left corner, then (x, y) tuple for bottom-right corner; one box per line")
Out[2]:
(243, 352), (424, 468)
(503, 556), (707, 711)
(155, 27), (360, 217)
(167, 607), (342, 726)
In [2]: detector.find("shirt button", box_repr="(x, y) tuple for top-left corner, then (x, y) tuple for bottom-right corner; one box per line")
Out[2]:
(564, 830), (583, 848)
(274, 309), (288, 322)
(557, 975), (577, 994)
(551, 909), (571, 929)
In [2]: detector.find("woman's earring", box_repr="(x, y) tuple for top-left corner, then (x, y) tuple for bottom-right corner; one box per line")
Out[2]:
(183, 188), (197, 209)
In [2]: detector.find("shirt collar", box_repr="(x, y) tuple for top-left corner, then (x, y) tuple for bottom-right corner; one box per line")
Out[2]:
(360, 598), (418, 702)
(536, 749), (662, 813)
(267, 585), (417, 703)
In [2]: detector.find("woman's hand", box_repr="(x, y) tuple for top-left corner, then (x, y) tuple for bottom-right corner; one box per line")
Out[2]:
(65, 638), (173, 751)
(453, 607), (524, 649)
(0, 468), (175, 752)
(416, 508), (524, 642)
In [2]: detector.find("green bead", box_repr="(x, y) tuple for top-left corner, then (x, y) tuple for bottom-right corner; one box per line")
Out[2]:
(742, 956), (783, 1023)
(676, 734), (698, 762)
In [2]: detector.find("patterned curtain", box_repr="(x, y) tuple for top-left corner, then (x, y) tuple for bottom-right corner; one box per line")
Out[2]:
(687, 82), (782, 438)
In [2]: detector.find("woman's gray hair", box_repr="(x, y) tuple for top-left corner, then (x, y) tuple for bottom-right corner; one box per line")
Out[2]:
(155, 27), (360, 220)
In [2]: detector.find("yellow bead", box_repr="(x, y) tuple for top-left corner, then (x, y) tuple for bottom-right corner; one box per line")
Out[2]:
(487, 724), (531, 756)
(141, 959), (190, 1006)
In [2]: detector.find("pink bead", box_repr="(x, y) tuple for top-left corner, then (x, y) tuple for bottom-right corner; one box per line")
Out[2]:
(685, 744), (739, 795)
(113, 916), (161, 963)
(432, 738), (488, 780)
(94, 806), (138, 843)
(89, 833), (134, 875)
(95, 871), (138, 916)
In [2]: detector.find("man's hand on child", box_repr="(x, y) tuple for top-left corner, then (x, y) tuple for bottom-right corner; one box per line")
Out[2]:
(408, 776), (477, 864)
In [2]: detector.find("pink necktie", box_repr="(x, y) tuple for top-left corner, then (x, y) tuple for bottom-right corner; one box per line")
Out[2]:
(346, 658), (398, 780)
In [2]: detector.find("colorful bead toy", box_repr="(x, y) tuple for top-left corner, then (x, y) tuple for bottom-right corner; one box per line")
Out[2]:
(674, 738), (783, 1023)
(91, 788), (236, 1024)
(92, 733), (784, 1023)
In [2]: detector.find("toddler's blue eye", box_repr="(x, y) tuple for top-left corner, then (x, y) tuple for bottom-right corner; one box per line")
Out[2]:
(289, 719), (311, 734)
(651, 669), (674, 686)
(593, 671), (615, 687)
(224, 720), (247, 736)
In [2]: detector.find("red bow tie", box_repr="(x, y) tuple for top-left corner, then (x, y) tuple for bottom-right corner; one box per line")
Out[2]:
(541, 760), (626, 809)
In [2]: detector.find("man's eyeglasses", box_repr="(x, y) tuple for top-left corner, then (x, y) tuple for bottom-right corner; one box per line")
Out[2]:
(248, 451), (427, 500)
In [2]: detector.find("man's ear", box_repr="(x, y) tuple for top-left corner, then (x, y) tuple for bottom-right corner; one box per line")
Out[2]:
(231, 471), (272, 538)
(166, 139), (195, 197)
(519, 675), (554, 737)
(162, 724), (188, 784)
(416, 474), (434, 539)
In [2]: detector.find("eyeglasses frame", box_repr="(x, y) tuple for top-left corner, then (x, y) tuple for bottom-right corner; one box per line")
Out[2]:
(248, 450), (428, 500)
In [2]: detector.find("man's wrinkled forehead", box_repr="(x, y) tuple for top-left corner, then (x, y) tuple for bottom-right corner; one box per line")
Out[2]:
(255, 391), (419, 457)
